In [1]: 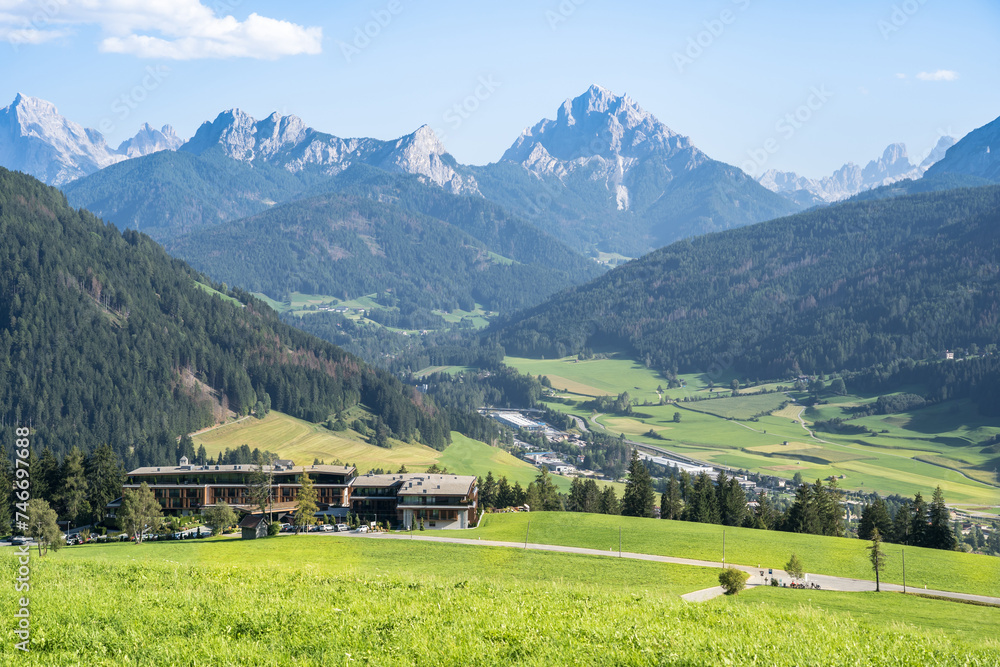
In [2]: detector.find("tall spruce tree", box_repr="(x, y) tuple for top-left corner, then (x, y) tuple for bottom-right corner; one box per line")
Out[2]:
(926, 486), (957, 550)
(661, 475), (683, 520)
(910, 492), (928, 547)
(85, 444), (126, 525)
(622, 450), (655, 518)
(599, 485), (620, 515)
(58, 447), (89, 527)
(858, 495), (893, 541)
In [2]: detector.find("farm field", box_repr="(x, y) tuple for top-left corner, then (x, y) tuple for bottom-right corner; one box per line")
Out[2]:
(1, 535), (996, 665)
(518, 356), (1000, 505)
(473, 512), (1000, 599)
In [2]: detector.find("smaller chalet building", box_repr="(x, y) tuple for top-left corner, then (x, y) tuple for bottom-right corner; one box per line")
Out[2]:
(351, 473), (478, 529)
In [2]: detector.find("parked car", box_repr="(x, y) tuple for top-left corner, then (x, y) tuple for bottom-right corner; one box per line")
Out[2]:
(356, 525), (369, 533)
(335, 523), (349, 532)
(11, 535), (29, 546)
(321, 524), (334, 532)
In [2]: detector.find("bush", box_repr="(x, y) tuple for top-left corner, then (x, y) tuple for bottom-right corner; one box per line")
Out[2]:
(267, 522), (280, 537)
(719, 568), (750, 595)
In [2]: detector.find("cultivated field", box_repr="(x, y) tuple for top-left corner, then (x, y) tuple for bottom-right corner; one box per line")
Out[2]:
(514, 356), (1000, 505)
(0, 533), (996, 665)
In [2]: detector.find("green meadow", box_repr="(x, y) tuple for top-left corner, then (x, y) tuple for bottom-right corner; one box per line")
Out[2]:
(472, 512), (1000, 599)
(1, 535), (997, 665)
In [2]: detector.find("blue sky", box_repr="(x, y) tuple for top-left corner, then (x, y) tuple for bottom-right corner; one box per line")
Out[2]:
(3, 0), (998, 178)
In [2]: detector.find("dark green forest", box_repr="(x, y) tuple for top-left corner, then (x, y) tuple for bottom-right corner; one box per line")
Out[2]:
(62, 147), (327, 241)
(164, 184), (598, 313)
(494, 185), (1000, 378)
(0, 168), (452, 468)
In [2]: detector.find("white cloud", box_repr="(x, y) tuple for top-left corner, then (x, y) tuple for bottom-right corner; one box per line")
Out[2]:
(0, 1), (322, 59)
(894, 73), (907, 79)
(916, 70), (959, 82)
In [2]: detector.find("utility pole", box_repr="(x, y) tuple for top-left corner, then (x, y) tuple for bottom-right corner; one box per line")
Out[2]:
(902, 548), (906, 594)
(525, 519), (530, 549)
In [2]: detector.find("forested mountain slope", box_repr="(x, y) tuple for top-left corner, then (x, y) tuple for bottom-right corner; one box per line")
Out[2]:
(165, 172), (599, 313)
(493, 185), (1000, 378)
(0, 169), (451, 467)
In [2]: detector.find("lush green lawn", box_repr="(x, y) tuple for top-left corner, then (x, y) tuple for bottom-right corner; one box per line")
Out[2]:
(1, 536), (996, 665)
(726, 588), (1000, 645)
(473, 512), (1000, 599)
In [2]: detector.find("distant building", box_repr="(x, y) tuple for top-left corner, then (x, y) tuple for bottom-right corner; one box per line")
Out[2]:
(351, 473), (478, 530)
(490, 411), (544, 432)
(114, 458), (355, 519)
(945, 350), (955, 360)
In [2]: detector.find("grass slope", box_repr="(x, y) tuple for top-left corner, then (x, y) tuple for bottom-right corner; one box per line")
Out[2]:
(1, 536), (996, 665)
(192, 413), (558, 488)
(473, 512), (1000, 599)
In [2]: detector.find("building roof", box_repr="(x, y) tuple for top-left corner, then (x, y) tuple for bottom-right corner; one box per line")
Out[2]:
(239, 514), (265, 529)
(348, 472), (477, 496)
(397, 474), (476, 497)
(350, 473), (412, 488)
(126, 463), (355, 477)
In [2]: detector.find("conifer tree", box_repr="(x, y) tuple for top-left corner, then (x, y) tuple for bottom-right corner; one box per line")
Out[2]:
(622, 450), (655, 518)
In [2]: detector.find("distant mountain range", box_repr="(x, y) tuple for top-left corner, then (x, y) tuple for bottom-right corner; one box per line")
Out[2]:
(0, 94), (181, 185)
(5, 88), (1000, 260)
(757, 138), (957, 206)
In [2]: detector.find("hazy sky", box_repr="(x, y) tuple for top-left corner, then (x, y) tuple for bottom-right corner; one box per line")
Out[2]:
(3, 0), (999, 178)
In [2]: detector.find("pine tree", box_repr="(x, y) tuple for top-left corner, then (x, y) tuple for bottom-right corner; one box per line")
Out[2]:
(85, 444), (125, 526)
(567, 477), (587, 512)
(783, 483), (819, 534)
(720, 477), (748, 527)
(910, 492), (928, 547)
(622, 450), (655, 518)
(532, 468), (562, 511)
(926, 486), (957, 550)
(35, 447), (60, 503)
(868, 527), (888, 592)
(582, 479), (601, 513)
(891, 501), (913, 545)
(858, 495), (893, 541)
(599, 486), (620, 515)
(753, 490), (777, 530)
(495, 476), (513, 508)
(817, 479), (843, 537)
(661, 475), (683, 520)
(512, 481), (526, 506)
(58, 447), (89, 527)
(294, 472), (319, 533)
(679, 470), (694, 503)
(481, 471), (497, 510)
(686, 471), (719, 524)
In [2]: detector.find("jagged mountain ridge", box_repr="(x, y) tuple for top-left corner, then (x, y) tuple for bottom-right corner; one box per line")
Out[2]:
(180, 109), (478, 195)
(758, 137), (957, 205)
(466, 85), (802, 255)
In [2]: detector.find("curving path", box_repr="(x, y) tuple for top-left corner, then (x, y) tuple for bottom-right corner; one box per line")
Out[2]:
(331, 531), (1000, 606)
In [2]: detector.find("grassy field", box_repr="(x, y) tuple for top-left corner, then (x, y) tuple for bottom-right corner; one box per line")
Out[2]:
(727, 587), (1000, 645)
(473, 512), (1000, 599)
(192, 411), (442, 471)
(683, 392), (788, 420)
(1, 535), (996, 665)
(507, 354), (668, 399)
(515, 355), (1000, 505)
(191, 412), (570, 490)
(192, 280), (242, 306)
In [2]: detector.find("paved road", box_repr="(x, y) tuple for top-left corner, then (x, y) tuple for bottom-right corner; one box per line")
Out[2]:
(333, 531), (1000, 606)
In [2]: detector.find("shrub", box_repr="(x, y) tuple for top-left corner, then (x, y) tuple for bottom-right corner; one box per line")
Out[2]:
(719, 568), (750, 595)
